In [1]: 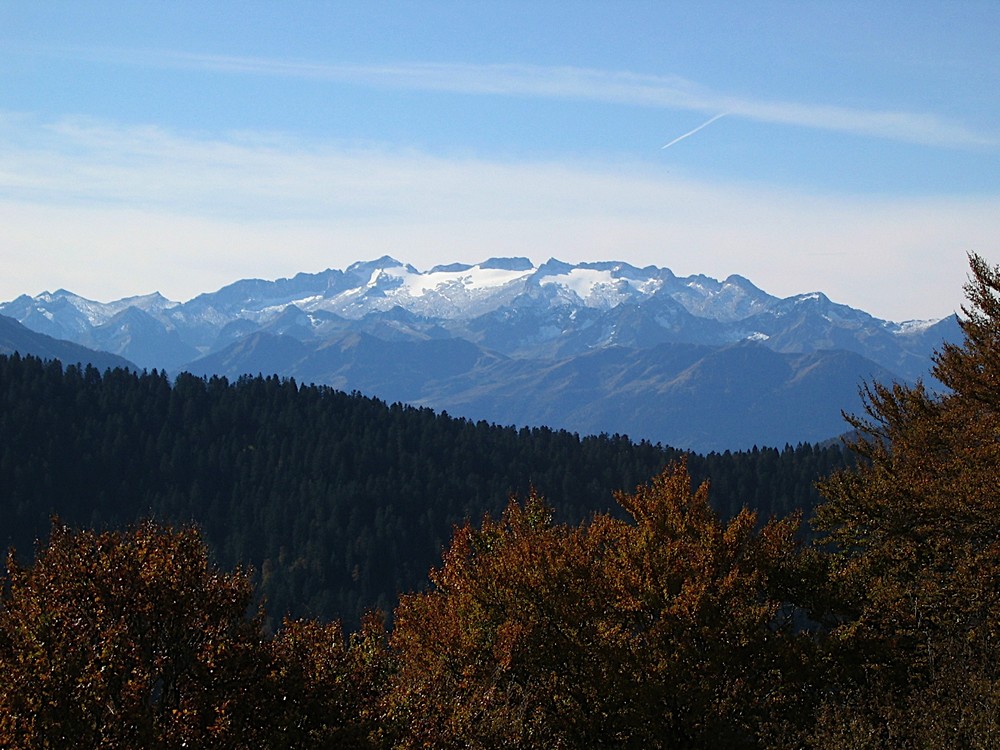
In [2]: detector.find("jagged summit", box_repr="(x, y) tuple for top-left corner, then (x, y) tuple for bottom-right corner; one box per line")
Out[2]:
(480, 257), (533, 271)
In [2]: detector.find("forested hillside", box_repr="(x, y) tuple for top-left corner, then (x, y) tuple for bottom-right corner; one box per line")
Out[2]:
(0, 352), (846, 625)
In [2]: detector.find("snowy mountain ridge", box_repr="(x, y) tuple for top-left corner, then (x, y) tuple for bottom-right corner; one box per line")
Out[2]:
(12, 255), (927, 327)
(2, 256), (953, 377)
(299, 256), (794, 322)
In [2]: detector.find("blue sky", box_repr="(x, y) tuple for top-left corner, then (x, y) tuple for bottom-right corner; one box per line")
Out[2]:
(1, 1), (998, 320)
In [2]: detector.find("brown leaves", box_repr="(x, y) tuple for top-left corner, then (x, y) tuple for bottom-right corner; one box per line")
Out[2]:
(0, 521), (265, 747)
(264, 614), (389, 749)
(0, 520), (390, 750)
(388, 462), (808, 749)
(808, 253), (1000, 746)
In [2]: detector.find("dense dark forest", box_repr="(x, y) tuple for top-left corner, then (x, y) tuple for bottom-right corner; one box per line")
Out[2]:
(0, 351), (846, 626)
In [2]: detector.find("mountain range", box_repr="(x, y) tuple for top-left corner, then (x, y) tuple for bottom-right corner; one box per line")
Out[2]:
(0, 257), (959, 451)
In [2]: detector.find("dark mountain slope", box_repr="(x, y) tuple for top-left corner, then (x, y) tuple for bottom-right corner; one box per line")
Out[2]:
(0, 314), (135, 371)
(185, 332), (890, 451)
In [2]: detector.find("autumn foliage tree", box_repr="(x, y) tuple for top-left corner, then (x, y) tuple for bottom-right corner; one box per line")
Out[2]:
(812, 253), (1000, 746)
(0, 521), (269, 748)
(388, 462), (812, 749)
(0, 521), (389, 750)
(263, 613), (391, 750)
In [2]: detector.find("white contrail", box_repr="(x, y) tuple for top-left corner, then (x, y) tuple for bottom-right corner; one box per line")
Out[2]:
(661, 112), (729, 149)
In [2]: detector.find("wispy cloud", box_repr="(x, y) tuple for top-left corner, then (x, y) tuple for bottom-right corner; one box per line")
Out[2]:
(0, 112), (994, 320)
(39, 46), (999, 151)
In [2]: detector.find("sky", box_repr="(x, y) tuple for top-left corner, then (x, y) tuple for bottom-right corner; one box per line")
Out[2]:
(1, 1), (998, 321)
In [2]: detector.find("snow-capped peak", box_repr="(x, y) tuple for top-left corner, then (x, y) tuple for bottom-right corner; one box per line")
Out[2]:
(29, 290), (178, 327)
(535, 266), (659, 309)
(382, 261), (535, 298)
(894, 318), (942, 335)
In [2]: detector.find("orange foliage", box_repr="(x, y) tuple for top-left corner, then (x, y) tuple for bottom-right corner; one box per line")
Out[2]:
(812, 253), (1000, 746)
(0, 521), (267, 747)
(0, 521), (389, 750)
(388, 462), (809, 749)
